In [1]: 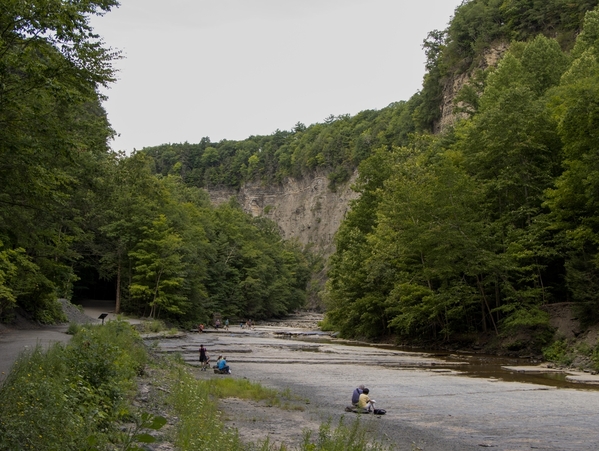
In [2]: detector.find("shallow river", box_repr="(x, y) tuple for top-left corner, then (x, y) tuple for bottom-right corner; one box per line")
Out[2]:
(154, 325), (599, 451)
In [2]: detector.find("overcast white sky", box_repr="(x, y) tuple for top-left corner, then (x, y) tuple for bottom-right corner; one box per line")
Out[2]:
(91, 0), (463, 153)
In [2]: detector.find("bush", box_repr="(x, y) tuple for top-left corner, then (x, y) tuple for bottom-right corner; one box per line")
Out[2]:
(140, 319), (167, 333)
(66, 322), (82, 335)
(543, 339), (573, 366)
(0, 320), (147, 450)
(592, 343), (599, 372)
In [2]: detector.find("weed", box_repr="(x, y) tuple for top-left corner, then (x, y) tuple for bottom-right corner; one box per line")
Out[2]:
(0, 320), (147, 450)
(66, 322), (82, 335)
(298, 417), (394, 451)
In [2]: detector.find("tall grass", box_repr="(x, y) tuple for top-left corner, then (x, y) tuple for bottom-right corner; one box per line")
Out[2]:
(161, 362), (394, 451)
(167, 367), (246, 450)
(0, 320), (147, 451)
(206, 376), (281, 404)
(299, 417), (394, 451)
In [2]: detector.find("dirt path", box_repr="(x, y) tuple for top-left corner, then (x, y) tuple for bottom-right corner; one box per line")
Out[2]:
(0, 300), (111, 385)
(0, 326), (71, 385)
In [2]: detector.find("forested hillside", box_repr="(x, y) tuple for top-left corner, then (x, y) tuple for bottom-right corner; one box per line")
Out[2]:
(325, 2), (599, 347)
(143, 1), (599, 190)
(142, 0), (599, 349)
(143, 104), (419, 193)
(3, 0), (599, 353)
(0, 1), (310, 326)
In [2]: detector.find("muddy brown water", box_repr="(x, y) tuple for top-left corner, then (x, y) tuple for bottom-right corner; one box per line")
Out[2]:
(293, 336), (599, 390)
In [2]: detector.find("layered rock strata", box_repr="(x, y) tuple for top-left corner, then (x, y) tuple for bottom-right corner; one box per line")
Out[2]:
(207, 169), (359, 256)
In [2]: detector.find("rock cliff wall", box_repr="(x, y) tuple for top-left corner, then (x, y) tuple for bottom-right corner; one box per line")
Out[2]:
(207, 170), (360, 256)
(208, 45), (509, 256)
(436, 42), (509, 133)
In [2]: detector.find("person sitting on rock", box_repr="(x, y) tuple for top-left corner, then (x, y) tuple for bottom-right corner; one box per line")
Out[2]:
(357, 388), (376, 413)
(352, 384), (365, 406)
(214, 355), (222, 369)
(217, 356), (230, 374)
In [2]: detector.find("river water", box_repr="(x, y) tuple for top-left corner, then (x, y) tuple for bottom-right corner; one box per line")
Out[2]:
(332, 336), (599, 391)
(154, 325), (599, 451)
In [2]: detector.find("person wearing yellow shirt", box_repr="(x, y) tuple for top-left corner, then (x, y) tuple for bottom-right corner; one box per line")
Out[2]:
(357, 388), (376, 413)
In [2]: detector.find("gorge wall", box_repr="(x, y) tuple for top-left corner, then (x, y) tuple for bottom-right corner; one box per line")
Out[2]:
(207, 169), (360, 257)
(208, 44), (510, 256)
(435, 42), (509, 133)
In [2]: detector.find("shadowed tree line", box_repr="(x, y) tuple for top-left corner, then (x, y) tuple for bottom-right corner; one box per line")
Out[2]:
(0, 0), (310, 327)
(325, 5), (599, 344)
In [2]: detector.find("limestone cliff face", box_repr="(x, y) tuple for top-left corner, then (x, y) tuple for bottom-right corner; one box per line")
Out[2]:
(207, 169), (360, 256)
(207, 46), (509, 255)
(436, 42), (509, 133)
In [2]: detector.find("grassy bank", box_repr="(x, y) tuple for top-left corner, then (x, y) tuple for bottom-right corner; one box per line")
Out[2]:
(0, 321), (393, 451)
(0, 320), (147, 450)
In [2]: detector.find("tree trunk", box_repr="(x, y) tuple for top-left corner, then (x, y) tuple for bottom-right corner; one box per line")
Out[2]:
(477, 275), (498, 335)
(115, 253), (122, 314)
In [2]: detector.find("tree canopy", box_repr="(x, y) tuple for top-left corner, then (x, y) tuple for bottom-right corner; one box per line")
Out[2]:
(325, 6), (599, 344)
(0, 1), (311, 326)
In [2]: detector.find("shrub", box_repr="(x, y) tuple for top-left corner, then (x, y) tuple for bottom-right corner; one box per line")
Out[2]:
(592, 343), (599, 372)
(0, 320), (147, 450)
(543, 339), (573, 366)
(66, 322), (82, 335)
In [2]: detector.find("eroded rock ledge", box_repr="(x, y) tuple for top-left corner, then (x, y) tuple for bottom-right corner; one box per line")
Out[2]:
(207, 169), (359, 256)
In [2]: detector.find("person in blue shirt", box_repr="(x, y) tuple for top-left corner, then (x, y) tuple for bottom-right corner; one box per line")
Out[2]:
(217, 356), (230, 374)
(352, 385), (365, 406)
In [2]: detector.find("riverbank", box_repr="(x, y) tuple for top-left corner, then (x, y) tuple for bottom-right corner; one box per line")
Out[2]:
(3, 300), (599, 450)
(153, 323), (599, 450)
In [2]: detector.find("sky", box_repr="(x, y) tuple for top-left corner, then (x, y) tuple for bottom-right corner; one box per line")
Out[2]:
(91, 0), (463, 154)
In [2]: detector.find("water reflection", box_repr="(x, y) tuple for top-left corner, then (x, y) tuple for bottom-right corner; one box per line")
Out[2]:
(292, 334), (599, 391)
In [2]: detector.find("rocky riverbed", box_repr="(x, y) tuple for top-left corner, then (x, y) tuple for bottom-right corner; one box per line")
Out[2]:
(153, 323), (599, 451)
(2, 302), (599, 450)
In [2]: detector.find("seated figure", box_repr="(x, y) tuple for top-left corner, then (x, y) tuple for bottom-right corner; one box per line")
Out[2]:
(217, 356), (230, 374)
(357, 388), (376, 412)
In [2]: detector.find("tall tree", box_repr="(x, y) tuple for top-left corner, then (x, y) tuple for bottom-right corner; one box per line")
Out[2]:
(129, 215), (186, 319)
(0, 0), (119, 321)
(545, 7), (599, 319)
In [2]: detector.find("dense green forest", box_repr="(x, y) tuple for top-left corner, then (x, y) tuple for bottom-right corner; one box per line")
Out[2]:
(326, 2), (599, 344)
(143, 0), (599, 347)
(0, 0), (310, 326)
(3, 0), (599, 349)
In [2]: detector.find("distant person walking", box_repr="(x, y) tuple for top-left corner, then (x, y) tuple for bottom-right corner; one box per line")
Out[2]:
(224, 318), (229, 330)
(199, 345), (209, 371)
